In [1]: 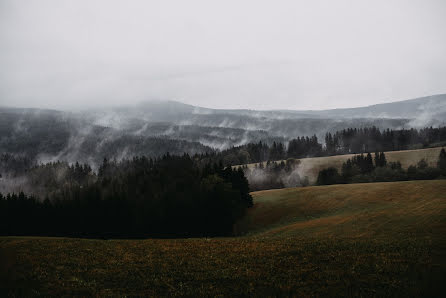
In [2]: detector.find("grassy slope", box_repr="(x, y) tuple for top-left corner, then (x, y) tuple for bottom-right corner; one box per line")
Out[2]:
(1, 180), (446, 296)
(236, 180), (446, 238)
(238, 147), (444, 183)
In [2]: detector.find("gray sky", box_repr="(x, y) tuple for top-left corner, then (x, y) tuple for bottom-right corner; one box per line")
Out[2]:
(1, 0), (445, 110)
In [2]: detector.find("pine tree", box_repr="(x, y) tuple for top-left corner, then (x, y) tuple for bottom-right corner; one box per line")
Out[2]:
(438, 148), (446, 171)
(380, 152), (387, 167)
(374, 151), (380, 167)
(366, 153), (374, 173)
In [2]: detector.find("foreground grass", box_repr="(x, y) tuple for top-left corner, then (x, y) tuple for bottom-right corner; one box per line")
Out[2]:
(1, 180), (446, 296)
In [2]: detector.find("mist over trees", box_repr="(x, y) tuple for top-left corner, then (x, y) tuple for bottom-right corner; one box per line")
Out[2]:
(316, 149), (446, 186)
(206, 126), (446, 167)
(239, 159), (307, 191)
(2, 126), (445, 196)
(0, 155), (252, 238)
(325, 127), (446, 154)
(3, 103), (440, 168)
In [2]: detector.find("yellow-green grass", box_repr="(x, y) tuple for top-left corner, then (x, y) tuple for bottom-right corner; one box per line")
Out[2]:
(236, 180), (446, 239)
(1, 180), (446, 296)
(236, 147), (444, 184)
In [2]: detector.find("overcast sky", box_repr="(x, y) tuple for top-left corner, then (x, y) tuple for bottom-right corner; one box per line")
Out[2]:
(1, 0), (445, 110)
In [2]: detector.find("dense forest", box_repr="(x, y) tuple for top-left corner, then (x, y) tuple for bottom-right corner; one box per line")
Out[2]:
(204, 126), (446, 166)
(316, 148), (446, 185)
(239, 159), (308, 192)
(1, 126), (445, 195)
(0, 155), (252, 238)
(324, 126), (446, 154)
(0, 110), (213, 165)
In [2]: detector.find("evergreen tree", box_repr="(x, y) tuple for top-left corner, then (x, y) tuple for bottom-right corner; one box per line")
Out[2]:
(438, 148), (446, 171)
(316, 167), (341, 185)
(380, 152), (387, 167)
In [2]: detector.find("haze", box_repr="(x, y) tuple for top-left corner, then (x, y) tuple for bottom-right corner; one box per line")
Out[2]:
(1, 0), (445, 110)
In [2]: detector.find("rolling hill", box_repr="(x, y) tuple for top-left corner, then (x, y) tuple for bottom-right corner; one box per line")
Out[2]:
(236, 180), (446, 238)
(1, 180), (445, 296)
(240, 146), (444, 184)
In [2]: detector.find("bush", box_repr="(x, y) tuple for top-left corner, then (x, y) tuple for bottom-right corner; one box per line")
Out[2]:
(316, 167), (342, 185)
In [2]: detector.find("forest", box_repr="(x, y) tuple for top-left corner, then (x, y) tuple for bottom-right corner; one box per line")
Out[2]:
(316, 148), (446, 185)
(205, 126), (446, 166)
(0, 155), (252, 238)
(1, 126), (445, 237)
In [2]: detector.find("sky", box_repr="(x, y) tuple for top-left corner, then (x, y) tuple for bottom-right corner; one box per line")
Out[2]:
(0, 0), (445, 111)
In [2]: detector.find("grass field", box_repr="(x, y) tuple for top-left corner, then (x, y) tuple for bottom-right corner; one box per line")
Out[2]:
(237, 146), (444, 184)
(1, 180), (445, 296)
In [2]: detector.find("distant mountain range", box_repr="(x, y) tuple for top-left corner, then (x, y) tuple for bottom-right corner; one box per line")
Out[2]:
(300, 94), (446, 120)
(0, 94), (445, 165)
(103, 93), (446, 120)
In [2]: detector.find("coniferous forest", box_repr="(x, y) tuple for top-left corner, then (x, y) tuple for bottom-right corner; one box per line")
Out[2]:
(0, 155), (252, 238)
(1, 126), (445, 237)
(316, 148), (446, 185)
(204, 126), (446, 166)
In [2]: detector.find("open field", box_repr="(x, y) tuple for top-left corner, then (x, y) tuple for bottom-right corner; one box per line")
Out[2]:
(237, 147), (444, 184)
(1, 180), (446, 296)
(236, 180), (446, 237)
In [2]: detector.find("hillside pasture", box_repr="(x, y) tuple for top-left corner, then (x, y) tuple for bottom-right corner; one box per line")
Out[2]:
(1, 180), (445, 296)
(237, 147), (444, 183)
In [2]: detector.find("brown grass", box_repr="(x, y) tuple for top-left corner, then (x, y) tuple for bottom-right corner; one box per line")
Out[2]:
(237, 147), (444, 183)
(237, 180), (446, 239)
(1, 180), (445, 296)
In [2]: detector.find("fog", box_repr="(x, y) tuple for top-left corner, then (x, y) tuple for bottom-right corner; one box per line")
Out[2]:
(1, 0), (445, 110)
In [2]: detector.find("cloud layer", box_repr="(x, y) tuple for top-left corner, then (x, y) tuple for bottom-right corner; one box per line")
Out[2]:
(1, 0), (445, 110)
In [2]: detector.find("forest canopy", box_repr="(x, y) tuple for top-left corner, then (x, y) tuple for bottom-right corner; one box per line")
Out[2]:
(0, 155), (252, 238)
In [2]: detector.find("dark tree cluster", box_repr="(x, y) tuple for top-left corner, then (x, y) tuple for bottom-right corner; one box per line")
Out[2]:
(325, 126), (446, 155)
(199, 126), (446, 167)
(317, 149), (446, 185)
(238, 158), (307, 191)
(287, 135), (323, 158)
(197, 141), (272, 167)
(343, 153), (375, 175)
(1, 160), (94, 197)
(197, 136), (322, 167)
(269, 142), (286, 161)
(0, 110), (213, 166)
(0, 154), (252, 238)
(0, 153), (35, 177)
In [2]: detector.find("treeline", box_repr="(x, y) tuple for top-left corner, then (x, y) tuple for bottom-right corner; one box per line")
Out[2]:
(0, 153), (35, 177)
(238, 159), (308, 191)
(0, 154), (252, 238)
(3, 126), (445, 173)
(325, 126), (446, 155)
(316, 148), (446, 185)
(199, 126), (446, 166)
(0, 156), (95, 197)
(0, 110), (213, 166)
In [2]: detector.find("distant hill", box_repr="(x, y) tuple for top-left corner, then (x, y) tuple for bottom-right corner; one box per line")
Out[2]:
(83, 93), (446, 122)
(128, 94), (446, 122)
(0, 94), (444, 163)
(305, 94), (446, 122)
